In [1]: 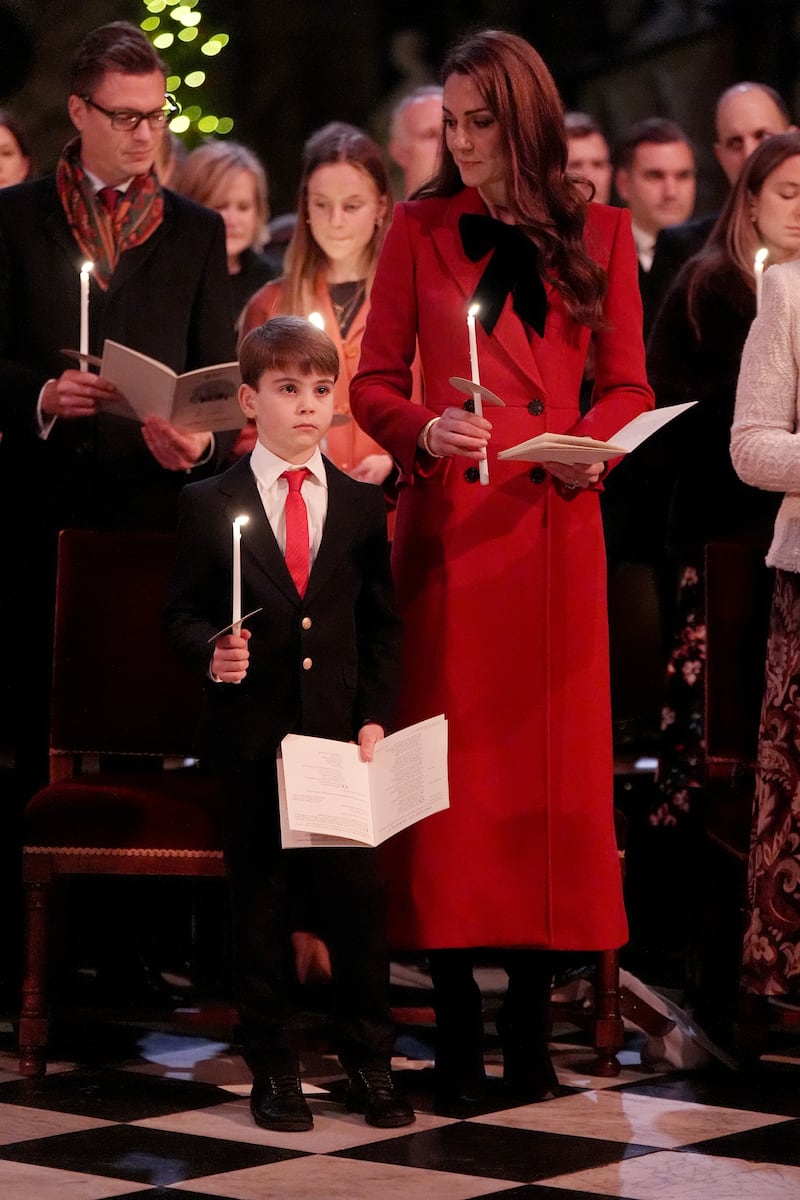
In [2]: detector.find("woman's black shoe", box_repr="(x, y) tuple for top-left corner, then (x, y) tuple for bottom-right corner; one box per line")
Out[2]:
(503, 1049), (560, 1102)
(433, 1061), (492, 1110)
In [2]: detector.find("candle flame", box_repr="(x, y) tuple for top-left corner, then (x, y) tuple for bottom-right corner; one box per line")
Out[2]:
(233, 514), (249, 530)
(308, 311), (325, 329)
(755, 247), (768, 266)
(81, 260), (94, 274)
(468, 303), (480, 317)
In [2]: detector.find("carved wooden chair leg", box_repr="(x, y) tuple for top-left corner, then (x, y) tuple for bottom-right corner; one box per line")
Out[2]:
(592, 947), (624, 1076)
(19, 871), (51, 1077)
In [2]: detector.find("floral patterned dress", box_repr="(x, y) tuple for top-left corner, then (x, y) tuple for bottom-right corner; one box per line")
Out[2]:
(645, 260), (779, 831)
(651, 562), (705, 829)
(741, 569), (800, 996)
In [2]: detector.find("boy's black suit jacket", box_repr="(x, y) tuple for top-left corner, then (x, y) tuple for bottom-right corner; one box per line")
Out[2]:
(166, 454), (402, 768)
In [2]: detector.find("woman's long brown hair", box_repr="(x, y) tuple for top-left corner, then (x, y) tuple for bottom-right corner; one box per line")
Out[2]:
(419, 29), (608, 330)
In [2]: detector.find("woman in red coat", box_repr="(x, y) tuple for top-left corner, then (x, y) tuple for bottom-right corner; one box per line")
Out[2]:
(351, 29), (653, 1105)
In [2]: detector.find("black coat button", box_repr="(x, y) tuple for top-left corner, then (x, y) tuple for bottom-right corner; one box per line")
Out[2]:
(527, 399), (545, 416)
(529, 467), (546, 484)
(464, 466), (480, 483)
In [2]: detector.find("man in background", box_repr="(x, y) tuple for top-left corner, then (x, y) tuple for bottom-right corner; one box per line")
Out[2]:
(648, 81), (794, 310)
(565, 110), (612, 204)
(388, 85), (443, 197)
(613, 116), (696, 335)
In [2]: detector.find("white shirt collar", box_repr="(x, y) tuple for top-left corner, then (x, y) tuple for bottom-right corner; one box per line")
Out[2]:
(631, 222), (657, 272)
(249, 439), (327, 490)
(82, 165), (135, 195)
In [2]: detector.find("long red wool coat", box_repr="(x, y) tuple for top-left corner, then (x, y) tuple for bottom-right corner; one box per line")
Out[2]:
(351, 187), (654, 953)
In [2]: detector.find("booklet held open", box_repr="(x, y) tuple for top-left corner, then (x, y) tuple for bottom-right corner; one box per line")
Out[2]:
(278, 713), (449, 848)
(92, 340), (244, 432)
(497, 401), (696, 465)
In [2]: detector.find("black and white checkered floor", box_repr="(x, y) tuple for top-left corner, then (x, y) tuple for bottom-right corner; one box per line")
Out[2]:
(2, 979), (800, 1200)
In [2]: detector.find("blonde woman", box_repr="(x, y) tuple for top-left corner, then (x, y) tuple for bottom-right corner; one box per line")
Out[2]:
(178, 138), (276, 328)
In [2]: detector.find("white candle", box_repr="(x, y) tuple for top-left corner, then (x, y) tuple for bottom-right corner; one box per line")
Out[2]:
(754, 247), (768, 314)
(79, 261), (93, 371)
(466, 303), (489, 485)
(232, 514), (249, 634)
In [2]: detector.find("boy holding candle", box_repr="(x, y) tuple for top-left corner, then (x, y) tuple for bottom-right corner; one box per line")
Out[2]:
(165, 315), (413, 1133)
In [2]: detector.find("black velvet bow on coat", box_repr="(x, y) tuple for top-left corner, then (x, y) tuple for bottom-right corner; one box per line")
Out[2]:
(459, 212), (547, 338)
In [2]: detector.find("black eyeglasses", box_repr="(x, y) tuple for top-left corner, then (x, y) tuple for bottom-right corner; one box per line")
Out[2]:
(81, 93), (181, 132)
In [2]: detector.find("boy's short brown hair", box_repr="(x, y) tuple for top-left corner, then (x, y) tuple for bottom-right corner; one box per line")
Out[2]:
(239, 316), (340, 388)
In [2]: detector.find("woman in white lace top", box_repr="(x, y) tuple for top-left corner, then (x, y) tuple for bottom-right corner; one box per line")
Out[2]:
(732, 253), (800, 1000)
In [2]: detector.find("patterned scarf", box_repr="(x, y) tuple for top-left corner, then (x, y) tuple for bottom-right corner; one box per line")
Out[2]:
(56, 136), (164, 290)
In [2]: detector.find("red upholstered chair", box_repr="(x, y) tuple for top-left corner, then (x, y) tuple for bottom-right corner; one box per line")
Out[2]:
(19, 529), (226, 1076)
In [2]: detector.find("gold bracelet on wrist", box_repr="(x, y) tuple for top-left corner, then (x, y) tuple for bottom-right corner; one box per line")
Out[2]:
(420, 417), (444, 458)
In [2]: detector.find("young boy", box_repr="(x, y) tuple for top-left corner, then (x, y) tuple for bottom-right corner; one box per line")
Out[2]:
(166, 316), (413, 1132)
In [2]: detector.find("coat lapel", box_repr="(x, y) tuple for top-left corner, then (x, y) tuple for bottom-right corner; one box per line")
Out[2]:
(304, 461), (360, 603)
(217, 458), (300, 606)
(218, 457), (361, 608)
(40, 178), (166, 297)
(41, 181), (86, 265)
(431, 189), (548, 400)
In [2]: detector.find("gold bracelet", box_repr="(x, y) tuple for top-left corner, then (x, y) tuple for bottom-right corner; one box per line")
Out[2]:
(420, 417), (444, 457)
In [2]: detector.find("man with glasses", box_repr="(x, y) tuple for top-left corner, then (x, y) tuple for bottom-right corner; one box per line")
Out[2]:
(0, 22), (235, 788)
(0, 20), (234, 524)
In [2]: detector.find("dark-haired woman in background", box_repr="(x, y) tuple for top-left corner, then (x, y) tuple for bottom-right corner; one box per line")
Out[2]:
(645, 132), (800, 1030)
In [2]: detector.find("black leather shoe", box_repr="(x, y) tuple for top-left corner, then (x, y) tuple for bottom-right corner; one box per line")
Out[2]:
(346, 1065), (416, 1128)
(250, 1073), (314, 1131)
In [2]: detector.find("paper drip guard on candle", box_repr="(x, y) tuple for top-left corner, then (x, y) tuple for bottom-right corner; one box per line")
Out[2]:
(207, 607), (263, 642)
(754, 247), (768, 314)
(449, 377), (506, 407)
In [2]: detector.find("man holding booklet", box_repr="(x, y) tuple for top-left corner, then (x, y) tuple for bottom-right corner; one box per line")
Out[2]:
(0, 22), (235, 792)
(166, 316), (414, 1133)
(0, 22), (235, 533)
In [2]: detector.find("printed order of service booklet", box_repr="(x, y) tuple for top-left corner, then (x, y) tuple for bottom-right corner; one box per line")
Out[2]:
(497, 401), (697, 465)
(97, 339), (244, 433)
(277, 713), (449, 848)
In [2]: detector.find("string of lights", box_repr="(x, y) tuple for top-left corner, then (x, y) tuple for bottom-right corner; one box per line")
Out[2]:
(138, 0), (233, 140)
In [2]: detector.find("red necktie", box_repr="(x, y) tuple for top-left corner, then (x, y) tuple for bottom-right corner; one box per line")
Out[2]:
(281, 468), (311, 596)
(97, 186), (121, 216)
